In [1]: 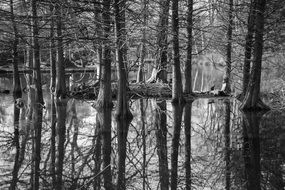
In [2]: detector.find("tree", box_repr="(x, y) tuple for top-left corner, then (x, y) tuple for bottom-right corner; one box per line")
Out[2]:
(241, 0), (270, 110)
(155, 0), (170, 83)
(225, 0), (233, 94)
(183, 0), (193, 94)
(114, 0), (133, 189)
(171, 0), (184, 103)
(10, 0), (21, 99)
(155, 100), (169, 190)
(170, 103), (184, 190)
(55, 2), (66, 99)
(184, 102), (192, 190)
(96, 0), (113, 109)
(243, 1), (256, 95)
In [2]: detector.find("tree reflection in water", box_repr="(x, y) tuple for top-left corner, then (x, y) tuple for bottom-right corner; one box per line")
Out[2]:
(0, 97), (284, 189)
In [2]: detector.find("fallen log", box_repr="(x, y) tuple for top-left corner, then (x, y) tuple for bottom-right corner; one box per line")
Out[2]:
(69, 82), (229, 100)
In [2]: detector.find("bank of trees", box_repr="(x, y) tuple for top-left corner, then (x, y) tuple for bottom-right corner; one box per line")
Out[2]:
(0, 0), (284, 108)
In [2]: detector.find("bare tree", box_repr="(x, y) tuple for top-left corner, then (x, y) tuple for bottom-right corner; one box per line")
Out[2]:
(172, 0), (184, 103)
(241, 0), (269, 110)
(184, 0), (193, 94)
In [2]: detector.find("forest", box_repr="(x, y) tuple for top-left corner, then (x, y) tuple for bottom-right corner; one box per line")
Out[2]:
(0, 0), (285, 189)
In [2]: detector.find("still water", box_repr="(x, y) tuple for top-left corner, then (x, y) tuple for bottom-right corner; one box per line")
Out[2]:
(0, 77), (284, 189)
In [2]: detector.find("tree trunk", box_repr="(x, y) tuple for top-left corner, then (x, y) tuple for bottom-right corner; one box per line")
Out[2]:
(10, 105), (21, 190)
(224, 100), (231, 190)
(31, 1), (44, 189)
(97, 107), (114, 190)
(155, 100), (169, 190)
(184, 0), (193, 94)
(172, 0), (184, 103)
(55, 2), (66, 99)
(93, 113), (102, 190)
(243, 1), (256, 95)
(55, 99), (67, 190)
(114, 0), (132, 120)
(10, 0), (22, 99)
(93, 0), (103, 82)
(136, 0), (148, 83)
(225, 0), (233, 94)
(50, 94), (56, 188)
(242, 111), (266, 190)
(170, 103), (184, 190)
(140, 99), (147, 189)
(241, 0), (269, 110)
(96, 0), (113, 109)
(156, 0), (170, 82)
(114, 1), (133, 189)
(184, 102), (192, 190)
(50, 3), (56, 93)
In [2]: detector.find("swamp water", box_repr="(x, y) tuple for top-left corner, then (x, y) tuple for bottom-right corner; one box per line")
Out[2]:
(0, 77), (284, 189)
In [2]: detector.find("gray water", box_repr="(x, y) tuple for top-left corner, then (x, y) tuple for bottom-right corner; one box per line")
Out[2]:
(0, 76), (284, 189)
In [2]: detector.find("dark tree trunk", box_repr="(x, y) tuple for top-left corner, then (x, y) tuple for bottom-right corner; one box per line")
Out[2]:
(242, 111), (266, 190)
(31, 1), (44, 189)
(156, 0), (170, 82)
(50, 3), (56, 93)
(155, 100), (169, 190)
(116, 117), (132, 190)
(224, 100), (231, 190)
(170, 103), (184, 190)
(32, 0), (43, 105)
(114, 0), (132, 120)
(136, 0), (147, 83)
(55, 99), (67, 190)
(96, 0), (113, 109)
(243, 1), (256, 95)
(225, 0), (233, 94)
(172, 0), (184, 104)
(184, 102), (192, 190)
(10, 0), (22, 99)
(50, 95), (56, 188)
(55, 2), (66, 99)
(184, 0), (193, 94)
(93, 114), (102, 190)
(114, 1), (133, 189)
(31, 103), (43, 190)
(140, 99), (147, 189)
(241, 0), (269, 110)
(10, 105), (21, 190)
(93, 0), (103, 82)
(97, 107), (113, 190)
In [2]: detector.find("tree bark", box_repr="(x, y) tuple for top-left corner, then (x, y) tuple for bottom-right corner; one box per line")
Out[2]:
(10, 105), (21, 190)
(55, 99), (67, 190)
(172, 0), (184, 103)
(242, 111), (266, 190)
(184, 102), (192, 190)
(55, 2), (66, 99)
(10, 0), (22, 99)
(243, 1), (256, 95)
(225, 0), (233, 94)
(96, 0), (113, 109)
(241, 0), (269, 110)
(184, 0), (193, 94)
(156, 0), (170, 82)
(50, 94), (56, 188)
(50, 2), (56, 93)
(170, 103), (184, 190)
(155, 100), (169, 190)
(224, 100), (231, 190)
(97, 107), (113, 190)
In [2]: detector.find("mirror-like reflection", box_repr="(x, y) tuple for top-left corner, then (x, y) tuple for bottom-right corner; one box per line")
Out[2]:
(0, 92), (284, 189)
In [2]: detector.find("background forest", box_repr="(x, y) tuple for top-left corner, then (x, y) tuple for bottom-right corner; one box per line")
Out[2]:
(0, 0), (285, 101)
(0, 0), (285, 190)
